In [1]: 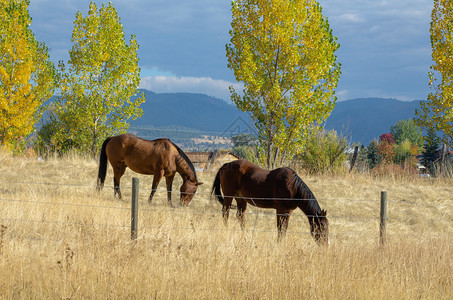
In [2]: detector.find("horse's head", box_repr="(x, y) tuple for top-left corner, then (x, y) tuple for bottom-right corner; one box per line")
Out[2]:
(310, 209), (329, 246)
(180, 181), (203, 206)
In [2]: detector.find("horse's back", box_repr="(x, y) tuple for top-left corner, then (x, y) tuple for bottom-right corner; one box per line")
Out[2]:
(221, 159), (267, 180)
(220, 160), (284, 197)
(107, 134), (173, 155)
(219, 160), (300, 206)
(269, 167), (299, 196)
(269, 167), (297, 185)
(218, 159), (256, 188)
(105, 134), (178, 174)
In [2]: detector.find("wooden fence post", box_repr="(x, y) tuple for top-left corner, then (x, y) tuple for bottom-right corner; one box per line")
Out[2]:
(440, 144), (447, 176)
(131, 177), (139, 240)
(380, 191), (387, 246)
(349, 146), (359, 173)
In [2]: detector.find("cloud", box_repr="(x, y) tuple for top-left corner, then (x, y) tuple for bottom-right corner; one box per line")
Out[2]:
(335, 90), (349, 101)
(28, 0), (434, 101)
(140, 76), (243, 101)
(338, 13), (365, 23)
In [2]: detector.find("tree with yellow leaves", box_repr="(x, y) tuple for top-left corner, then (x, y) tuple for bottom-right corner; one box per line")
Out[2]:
(415, 0), (453, 146)
(226, 0), (341, 168)
(47, 1), (145, 156)
(0, 0), (56, 149)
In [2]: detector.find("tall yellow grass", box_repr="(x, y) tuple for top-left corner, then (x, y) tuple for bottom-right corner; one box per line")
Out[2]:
(0, 150), (451, 298)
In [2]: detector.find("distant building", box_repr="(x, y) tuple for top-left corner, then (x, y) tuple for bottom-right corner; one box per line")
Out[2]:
(186, 151), (241, 171)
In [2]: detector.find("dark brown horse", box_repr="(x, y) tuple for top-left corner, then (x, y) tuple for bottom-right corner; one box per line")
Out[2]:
(211, 159), (329, 245)
(97, 134), (202, 206)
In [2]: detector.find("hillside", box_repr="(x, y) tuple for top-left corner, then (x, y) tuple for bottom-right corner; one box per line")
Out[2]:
(131, 90), (422, 147)
(131, 90), (251, 132)
(324, 98), (422, 145)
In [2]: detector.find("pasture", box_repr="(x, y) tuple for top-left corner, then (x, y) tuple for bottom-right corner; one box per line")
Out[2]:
(0, 150), (452, 298)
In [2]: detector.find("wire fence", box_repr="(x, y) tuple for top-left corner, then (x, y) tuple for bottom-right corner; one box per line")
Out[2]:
(1, 179), (452, 244)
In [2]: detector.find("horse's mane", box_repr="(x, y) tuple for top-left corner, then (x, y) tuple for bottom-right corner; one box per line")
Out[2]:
(289, 169), (322, 216)
(171, 141), (198, 182)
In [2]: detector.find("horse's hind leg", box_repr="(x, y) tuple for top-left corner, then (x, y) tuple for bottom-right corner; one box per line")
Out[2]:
(221, 196), (234, 225)
(112, 162), (127, 199)
(236, 199), (247, 230)
(276, 209), (292, 242)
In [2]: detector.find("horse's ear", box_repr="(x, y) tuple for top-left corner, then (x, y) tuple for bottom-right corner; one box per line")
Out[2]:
(196, 182), (204, 186)
(321, 209), (327, 216)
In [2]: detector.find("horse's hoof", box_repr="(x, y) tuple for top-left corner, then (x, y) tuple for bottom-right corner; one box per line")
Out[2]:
(168, 202), (175, 208)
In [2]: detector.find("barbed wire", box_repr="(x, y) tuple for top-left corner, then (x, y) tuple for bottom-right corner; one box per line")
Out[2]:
(9, 229), (452, 246)
(1, 215), (451, 244)
(136, 205), (383, 220)
(0, 217), (129, 229)
(0, 195), (373, 220)
(0, 197), (128, 211)
(2, 201), (451, 243)
(1, 180), (452, 244)
(1, 193), (452, 224)
(2, 179), (453, 206)
(0, 180), (373, 202)
(0, 180), (102, 189)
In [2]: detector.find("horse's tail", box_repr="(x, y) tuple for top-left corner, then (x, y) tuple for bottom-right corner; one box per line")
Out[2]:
(211, 168), (224, 205)
(96, 137), (112, 191)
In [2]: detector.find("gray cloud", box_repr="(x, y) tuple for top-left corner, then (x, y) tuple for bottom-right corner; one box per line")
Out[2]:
(28, 0), (433, 101)
(322, 0), (432, 100)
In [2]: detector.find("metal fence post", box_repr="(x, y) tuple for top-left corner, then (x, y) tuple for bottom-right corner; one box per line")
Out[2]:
(380, 191), (387, 246)
(131, 177), (139, 240)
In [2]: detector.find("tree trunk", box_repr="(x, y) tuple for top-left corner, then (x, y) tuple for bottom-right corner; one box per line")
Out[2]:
(266, 112), (274, 169)
(272, 147), (280, 169)
(349, 146), (359, 173)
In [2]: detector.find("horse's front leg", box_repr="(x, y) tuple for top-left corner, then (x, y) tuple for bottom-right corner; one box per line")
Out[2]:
(148, 170), (164, 204)
(236, 199), (247, 230)
(165, 175), (175, 208)
(276, 209), (292, 242)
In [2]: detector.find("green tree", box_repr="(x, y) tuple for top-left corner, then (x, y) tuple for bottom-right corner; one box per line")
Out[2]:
(0, 0), (56, 149)
(230, 133), (259, 163)
(367, 139), (381, 169)
(390, 119), (423, 150)
(353, 145), (369, 172)
(231, 145), (259, 165)
(421, 127), (440, 174)
(415, 0), (453, 146)
(298, 128), (347, 174)
(48, 1), (145, 156)
(226, 0), (341, 168)
(231, 133), (256, 147)
(394, 139), (416, 165)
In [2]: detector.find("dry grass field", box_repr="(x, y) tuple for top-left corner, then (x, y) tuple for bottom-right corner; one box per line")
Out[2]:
(0, 149), (452, 299)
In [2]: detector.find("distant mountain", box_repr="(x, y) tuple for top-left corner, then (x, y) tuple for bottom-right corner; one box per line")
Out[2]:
(131, 91), (422, 147)
(131, 90), (251, 133)
(324, 98), (422, 146)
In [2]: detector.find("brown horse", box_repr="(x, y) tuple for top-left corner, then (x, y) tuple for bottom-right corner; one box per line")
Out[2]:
(97, 134), (202, 206)
(211, 159), (329, 245)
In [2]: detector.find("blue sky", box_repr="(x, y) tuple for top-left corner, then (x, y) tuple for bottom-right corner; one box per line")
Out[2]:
(28, 0), (433, 102)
